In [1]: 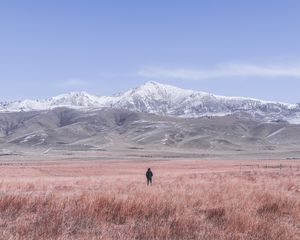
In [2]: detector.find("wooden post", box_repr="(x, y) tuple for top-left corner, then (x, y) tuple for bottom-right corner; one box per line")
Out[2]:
(280, 164), (282, 175)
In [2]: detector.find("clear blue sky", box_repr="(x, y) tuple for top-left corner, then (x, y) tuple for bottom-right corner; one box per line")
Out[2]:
(0, 0), (300, 103)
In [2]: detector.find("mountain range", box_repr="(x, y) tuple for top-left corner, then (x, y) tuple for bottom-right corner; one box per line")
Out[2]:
(1, 81), (299, 124)
(1, 107), (300, 155)
(1, 82), (300, 155)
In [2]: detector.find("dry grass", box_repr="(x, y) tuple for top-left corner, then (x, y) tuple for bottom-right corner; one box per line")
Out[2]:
(0, 157), (300, 239)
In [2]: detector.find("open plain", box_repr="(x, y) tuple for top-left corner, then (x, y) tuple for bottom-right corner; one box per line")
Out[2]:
(0, 151), (300, 240)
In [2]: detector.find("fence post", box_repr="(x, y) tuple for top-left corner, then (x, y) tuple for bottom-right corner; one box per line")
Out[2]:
(280, 164), (282, 175)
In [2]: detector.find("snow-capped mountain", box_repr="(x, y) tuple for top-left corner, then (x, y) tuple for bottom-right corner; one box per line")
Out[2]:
(0, 81), (299, 122)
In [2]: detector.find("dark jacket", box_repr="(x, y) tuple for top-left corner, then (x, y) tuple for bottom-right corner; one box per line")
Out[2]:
(146, 170), (153, 179)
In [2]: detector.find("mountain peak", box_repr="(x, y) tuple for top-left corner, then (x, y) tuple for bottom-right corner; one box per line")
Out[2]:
(137, 81), (173, 90)
(119, 81), (193, 104)
(141, 81), (184, 90)
(143, 80), (161, 86)
(49, 91), (101, 107)
(52, 91), (95, 98)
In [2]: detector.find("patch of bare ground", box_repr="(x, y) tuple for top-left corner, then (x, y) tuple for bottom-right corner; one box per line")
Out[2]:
(0, 157), (299, 239)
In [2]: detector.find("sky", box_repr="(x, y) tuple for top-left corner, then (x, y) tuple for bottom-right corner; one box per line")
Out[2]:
(0, 0), (300, 103)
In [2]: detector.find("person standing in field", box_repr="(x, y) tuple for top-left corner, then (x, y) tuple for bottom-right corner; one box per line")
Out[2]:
(146, 168), (153, 186)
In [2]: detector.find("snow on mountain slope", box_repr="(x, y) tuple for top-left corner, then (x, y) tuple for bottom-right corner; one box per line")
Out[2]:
(0, 81), (299, 122)
(0, 92), (106, 111)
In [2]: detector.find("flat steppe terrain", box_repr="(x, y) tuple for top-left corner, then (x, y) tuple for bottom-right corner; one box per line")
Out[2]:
(0, 151), (300, 239)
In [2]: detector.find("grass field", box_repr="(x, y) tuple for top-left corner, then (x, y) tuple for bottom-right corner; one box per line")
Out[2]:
(0, 155), (299, 239)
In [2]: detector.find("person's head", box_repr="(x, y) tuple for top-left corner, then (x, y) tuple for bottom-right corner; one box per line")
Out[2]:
(148, 168), (151, 171)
